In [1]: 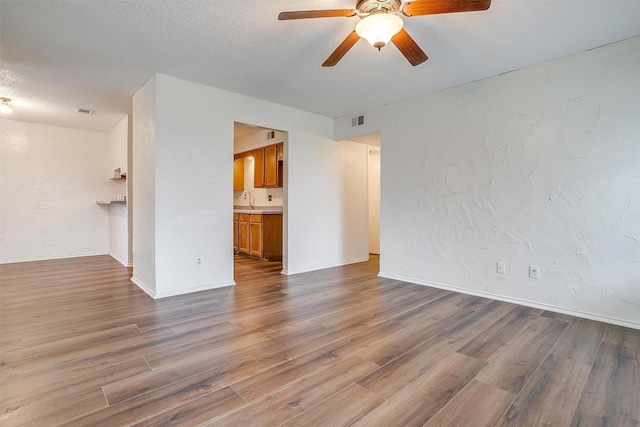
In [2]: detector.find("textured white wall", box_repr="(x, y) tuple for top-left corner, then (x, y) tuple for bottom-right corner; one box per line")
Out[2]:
(0, 119), (110, 263)
(107, 116), (129, 266)
(131, 76), (157, 295)
(132, 73), (369, 297)
(335, 37), (640, 328)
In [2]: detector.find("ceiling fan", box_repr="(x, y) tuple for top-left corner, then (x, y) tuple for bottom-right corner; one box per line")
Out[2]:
(278, 0), (491, 67)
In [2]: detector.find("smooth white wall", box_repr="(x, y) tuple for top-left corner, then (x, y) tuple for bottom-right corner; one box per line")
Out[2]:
(0, 119), (110, 263)
(131, 75), (157, 295)
(286, 135), (369, 273)
(107, 116), (130, 266)
(335, 37), (640, 328)
(133, 74), (369, 297)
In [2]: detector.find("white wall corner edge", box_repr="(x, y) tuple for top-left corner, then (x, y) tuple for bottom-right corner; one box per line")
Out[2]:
(282, 256), (370, 276)
(378, 272), (640, 331)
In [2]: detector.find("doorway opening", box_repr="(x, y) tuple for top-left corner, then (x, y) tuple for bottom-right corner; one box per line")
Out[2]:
(347, 131), (381, 271)
(232, 122), (287, 284)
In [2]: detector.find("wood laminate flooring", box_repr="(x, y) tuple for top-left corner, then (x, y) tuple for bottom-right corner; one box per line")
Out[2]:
(1, 255), (638, 426)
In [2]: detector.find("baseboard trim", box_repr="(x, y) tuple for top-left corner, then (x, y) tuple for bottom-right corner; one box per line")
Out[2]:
(130, 276), (236, 300)
(0, 252), (109, 264)
(109, 252), (131, 267)
(282, 256), (370, 276)
(130, 276), (156, 298)
(378, 272), (640, 330)
(153, 281), (236, 299)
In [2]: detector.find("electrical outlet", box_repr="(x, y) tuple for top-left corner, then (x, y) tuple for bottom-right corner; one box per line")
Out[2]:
(196, 257), (202, 267)
(268, 195), (272, 201)
(529, 265), (540, 279)
(497, 262), (506, 275)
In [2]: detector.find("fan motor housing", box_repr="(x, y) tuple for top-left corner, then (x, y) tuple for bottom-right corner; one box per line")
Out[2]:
(356, 0), (402, 14)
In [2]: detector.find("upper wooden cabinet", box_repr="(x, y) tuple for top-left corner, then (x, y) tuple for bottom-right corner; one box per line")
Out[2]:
(277, 142), (284, 161)
(253, 148), (265, 189)
(250, 143), (283, 189)
(264, 145), (278, 187)
(233, 158), (244, 191)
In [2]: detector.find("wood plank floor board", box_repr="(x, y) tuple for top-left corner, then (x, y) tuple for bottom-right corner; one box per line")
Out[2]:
(69, 357), (263, 426)
(497, 354), (593, 426)
(353, 353), (487, 427)
(357, 300), (516, 399)
(0, 388), (107, 427)
(475, 316), (569, 394)
(279, 383), (385, 427)
(102, 358), (264, 406)
(457, 305), (543, 361)
(1, 254), (637, 426)
(355, 299), (472, 366)
(1, 357), (151, 409)
(213, 356), (379, 426)
(570, 341), (640, 427)
(129, 386), (245, 427)
(425, 379), (515, 427)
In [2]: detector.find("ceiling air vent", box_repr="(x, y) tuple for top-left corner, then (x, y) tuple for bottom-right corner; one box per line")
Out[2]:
(75, 108), (94, 115)
(352, 115), (364, 127)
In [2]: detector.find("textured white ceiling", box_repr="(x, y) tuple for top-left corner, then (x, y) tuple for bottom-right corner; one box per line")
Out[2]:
(1, 0), (639, 133)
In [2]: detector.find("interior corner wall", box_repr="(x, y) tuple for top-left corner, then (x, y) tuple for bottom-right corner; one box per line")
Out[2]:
(335, 36), (640, 328)
(131, 75), (157, 296)
(0, 119), (110, 263)
(107, 116), (130, 266)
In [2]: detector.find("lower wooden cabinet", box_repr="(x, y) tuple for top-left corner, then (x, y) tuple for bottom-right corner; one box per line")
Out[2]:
(249, 215), (262, 258)
(233, 214), (239, 252)
(238, 214), (250, 254)
(235, 213), (282, 260)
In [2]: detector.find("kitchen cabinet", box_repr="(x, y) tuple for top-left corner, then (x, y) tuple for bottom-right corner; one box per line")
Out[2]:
(264, 145), (278, 187)
(277, 142), (284, 161)
(252, 143), (283, 189)
(238, 214), (250, 254)
(249, 214), (262, 257)
(233, 158), (244, 191)
(235, 212), (282, 260)
(253, 148), (265, 188)
(233, 213), (239, 252)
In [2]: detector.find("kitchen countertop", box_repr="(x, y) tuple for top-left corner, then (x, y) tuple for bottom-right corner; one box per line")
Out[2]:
(234, 206), (283, 215)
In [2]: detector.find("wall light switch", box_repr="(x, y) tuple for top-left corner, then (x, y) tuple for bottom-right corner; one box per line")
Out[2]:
(497, 262), (506, 275)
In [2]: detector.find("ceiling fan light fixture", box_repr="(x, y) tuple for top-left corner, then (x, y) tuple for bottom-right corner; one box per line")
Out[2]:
(355, 13), (403, 49)
(0, 98), (14, 114)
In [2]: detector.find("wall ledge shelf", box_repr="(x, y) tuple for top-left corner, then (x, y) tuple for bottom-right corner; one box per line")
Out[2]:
(96, 200), (126, 206)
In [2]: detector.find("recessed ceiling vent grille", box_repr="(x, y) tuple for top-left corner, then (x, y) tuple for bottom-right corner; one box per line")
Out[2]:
(75, 108), (94, 115)
(352, 115), (365, 127)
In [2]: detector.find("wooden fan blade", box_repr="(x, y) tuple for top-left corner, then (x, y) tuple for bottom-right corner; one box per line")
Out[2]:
(322, 31), (361, 67)
(391, 29), (428, 66)
(403, 0), (491, 16)
(278, 9), (356, 20)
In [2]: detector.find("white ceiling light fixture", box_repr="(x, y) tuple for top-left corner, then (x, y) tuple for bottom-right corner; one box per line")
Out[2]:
(355, 13), (404, 49)
(0, 98), (14, 114)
